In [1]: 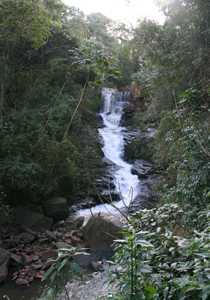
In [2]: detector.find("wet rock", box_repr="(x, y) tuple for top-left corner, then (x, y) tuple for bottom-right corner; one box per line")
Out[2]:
(2, 239), (17, 249)
(26, 204), (44, 215)
(43, 197), (70, 223)
(0, 212), (18, 237)
(90, 261), (103, 271)
(21, 227), (38, 236)
(19, 232), (36, 244)
(122, 103), (135, 114)
(41, 250), (58, 262)
(55, 242), (72, 249)
(22, 255), (32, 266)
(31, 255), (39, 262)
(35, 270), (44, 279)
(44, 230), (56, 241)
(69, 205), (78, 213)
(0, 249), (10, 284)
(101, 191), (120, 201)
(73, 252), (91, 267)
(71, 236), (82, 246)
(65, 216), (84, 231)
(83, 216), (123, 251)
(25, 276), (34, 282)
(38, 237), (49, 244)
(14, 207), (53, 233)
(30, 263), (43, 270)
(64, 233), (72, 239)
(31, 245), (42, 254)
(12, 274), (18, 281)
(90, 260), (109, 271)
(10, 253), (22, 265)
(15, 278), (29, 285)
(131, 159), (152, 179)
(53, 220), (65, 229)
(64, 239), (71, 244)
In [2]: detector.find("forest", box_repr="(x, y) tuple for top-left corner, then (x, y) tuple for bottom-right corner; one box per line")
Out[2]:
(0, 0), (210, 299)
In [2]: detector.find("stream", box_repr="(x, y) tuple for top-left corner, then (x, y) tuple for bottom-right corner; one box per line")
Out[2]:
(75, 87), (140, 220)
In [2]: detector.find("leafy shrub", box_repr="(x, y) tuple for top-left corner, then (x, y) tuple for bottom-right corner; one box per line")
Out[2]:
(96, 204), (210, 300)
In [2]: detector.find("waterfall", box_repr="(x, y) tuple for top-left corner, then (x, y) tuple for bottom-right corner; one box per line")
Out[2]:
(75, 88), (140, 217)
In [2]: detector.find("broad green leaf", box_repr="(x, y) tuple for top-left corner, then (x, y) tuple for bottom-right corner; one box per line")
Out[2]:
(145, 286), (157, 294)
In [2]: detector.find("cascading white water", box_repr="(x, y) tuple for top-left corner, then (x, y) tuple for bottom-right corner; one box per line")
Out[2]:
(99, 88), (139, 205)
(75, 88), (140, 218)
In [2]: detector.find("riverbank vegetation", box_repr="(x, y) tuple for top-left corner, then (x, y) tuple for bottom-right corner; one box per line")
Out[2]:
(97, 0), (210, 298)
(1, 0), (210, 299)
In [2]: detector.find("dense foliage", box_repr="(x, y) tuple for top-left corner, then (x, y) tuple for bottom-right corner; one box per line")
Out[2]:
(0, 0), (122, 206)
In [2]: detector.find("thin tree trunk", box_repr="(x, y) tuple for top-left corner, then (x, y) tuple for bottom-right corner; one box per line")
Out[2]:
(0, 82), (3, 127)
(63, 73), (89, 140)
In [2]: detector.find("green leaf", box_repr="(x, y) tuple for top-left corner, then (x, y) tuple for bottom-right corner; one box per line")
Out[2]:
(57, 258), (69, 273)
(135, 240), (153, 247)
(50, 270), (57, 282)
(196, 253), (210, 259)
(145, 286), (157, 294)
(41, 263), (55, 281)
(200, 286), (210, 300)
(163, 287), (169, 299)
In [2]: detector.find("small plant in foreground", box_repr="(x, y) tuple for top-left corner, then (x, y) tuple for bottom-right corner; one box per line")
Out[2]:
(37, 247), (85, 300)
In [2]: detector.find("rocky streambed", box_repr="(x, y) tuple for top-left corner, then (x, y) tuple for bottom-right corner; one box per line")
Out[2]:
(0, 203), (127, 300)
(0, 125), (157, 299)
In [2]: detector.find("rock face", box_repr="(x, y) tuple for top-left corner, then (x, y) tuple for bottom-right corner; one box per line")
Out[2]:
(131, 159), (152, 179)
(0, 249), (10, 284)
(14, 208), (53, 232)
(73, 252), (90, 267)
(83, 216), (123, 251)
(122, 103), (135, 114)
(43, 197), (70, 223)
(64, 216), (84, 231)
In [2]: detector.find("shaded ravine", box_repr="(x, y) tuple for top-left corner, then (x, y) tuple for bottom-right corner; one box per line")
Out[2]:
(0, 88), (152, 300)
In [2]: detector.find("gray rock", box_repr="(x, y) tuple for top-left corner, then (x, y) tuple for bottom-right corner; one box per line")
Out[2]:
(44, 230), (56, 240)
(10, 253), (22, 265)
(14, 207), (53, 232)
(30, 263), (43, 270)
(43, 197), (70, 223)
(73, 252), (90, 267)
(55, 242), (72, 249)
(41, 250), (58, 262)
(90, 261), (103, 271)
(22, 255), (32, 266)
(131, 159), (152, 179)
(83, 216), (123, 251)
(122, 103), (135, 114)
(15, 278), (29, 285)
(65, 216), (84, 231)
(19, 232), (36, 244)
(0, 249), (10, 284)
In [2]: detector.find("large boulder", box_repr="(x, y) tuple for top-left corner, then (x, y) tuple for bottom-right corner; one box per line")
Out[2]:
(83, 216), (123, 251)
(43, 197), (70, 223)
(13, 207), (53, 232)
(0, 249), (10, 284)
(122, 103), (135, 114)
(64, 216), (84, 231)
(131, 159), (152, 179)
